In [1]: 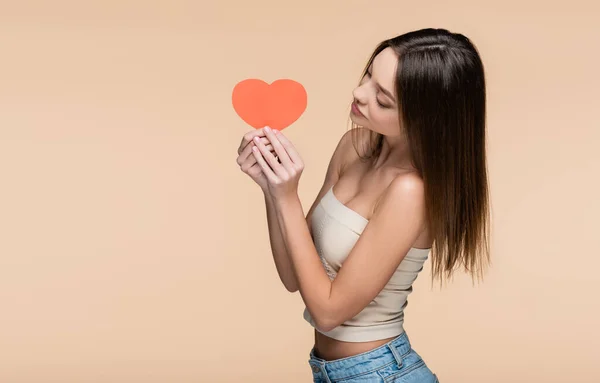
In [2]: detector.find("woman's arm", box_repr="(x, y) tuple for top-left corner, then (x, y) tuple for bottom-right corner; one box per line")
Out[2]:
(273, 174), (426, 332)
(257, 128), (426, 332)
(264, 192), (299, 292)
(264, 130), (350, 293)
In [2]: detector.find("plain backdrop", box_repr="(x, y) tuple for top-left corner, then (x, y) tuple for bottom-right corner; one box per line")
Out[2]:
(1, 1), (598, 382)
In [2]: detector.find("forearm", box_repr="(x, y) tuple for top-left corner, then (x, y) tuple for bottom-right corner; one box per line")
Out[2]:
(273, 194), (335, 330)
(264, 192), (299, 292)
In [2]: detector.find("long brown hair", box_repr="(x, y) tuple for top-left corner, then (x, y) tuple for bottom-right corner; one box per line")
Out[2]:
(349, 28), (492, 286)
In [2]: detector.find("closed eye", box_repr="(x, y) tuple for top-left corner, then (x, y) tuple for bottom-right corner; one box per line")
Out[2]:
(366, 70), (391, 108)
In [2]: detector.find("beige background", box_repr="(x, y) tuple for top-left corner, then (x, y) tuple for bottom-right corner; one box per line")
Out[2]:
(1, 1), (598, 382)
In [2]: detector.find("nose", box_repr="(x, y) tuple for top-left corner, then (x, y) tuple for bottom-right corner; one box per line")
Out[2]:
(352, 86), (367, 105)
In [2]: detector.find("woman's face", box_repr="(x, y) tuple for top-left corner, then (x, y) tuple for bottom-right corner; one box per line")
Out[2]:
(350, 47), (401, 137)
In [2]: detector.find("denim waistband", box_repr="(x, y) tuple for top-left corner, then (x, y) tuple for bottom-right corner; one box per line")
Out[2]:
(308, 331), (411, 382)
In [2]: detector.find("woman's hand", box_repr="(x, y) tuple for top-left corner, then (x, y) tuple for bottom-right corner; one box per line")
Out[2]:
(236, 128), (276, 193)
(251, 126), (304, 200)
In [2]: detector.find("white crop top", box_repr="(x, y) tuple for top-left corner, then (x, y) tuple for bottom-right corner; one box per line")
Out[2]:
(302, 185), (431, 342)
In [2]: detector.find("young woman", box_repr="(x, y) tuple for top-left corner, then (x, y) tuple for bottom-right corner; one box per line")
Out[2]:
(236, 28), (491, 383)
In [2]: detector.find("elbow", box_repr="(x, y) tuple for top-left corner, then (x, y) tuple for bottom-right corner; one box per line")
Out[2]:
(284, 280), (299, 293)
(286, 285), (299, 293)
(316, 322), (334, 333)
(316, 321), (337, 333)
(314, 313), (339, 333)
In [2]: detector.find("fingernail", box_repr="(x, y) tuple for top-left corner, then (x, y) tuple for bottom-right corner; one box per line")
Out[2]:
(264, 126), (271, 132)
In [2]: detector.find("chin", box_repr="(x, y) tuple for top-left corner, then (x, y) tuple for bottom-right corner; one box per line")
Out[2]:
(350, 113), (367, 126)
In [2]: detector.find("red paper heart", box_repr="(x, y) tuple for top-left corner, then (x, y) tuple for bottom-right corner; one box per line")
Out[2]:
(232, 79), (307, 130)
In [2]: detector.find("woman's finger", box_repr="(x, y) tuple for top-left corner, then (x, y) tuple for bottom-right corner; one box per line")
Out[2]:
(237, 142), (274, 166)
(238, 129), (266, 154)
(251, 145), (277, 182)
(253, 135), (285, 176)
(240, 152), (259, 172)
(272, 130), (302, 165)
(239, 129), (265, 150)
(262, 127), (292, 169)
(244, 137), (271, 149)
(238, 137), (272, 160)
(240, 144), (262, 169)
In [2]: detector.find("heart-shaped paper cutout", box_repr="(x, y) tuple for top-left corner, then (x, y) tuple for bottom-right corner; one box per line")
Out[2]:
(232, 79), (307, 130)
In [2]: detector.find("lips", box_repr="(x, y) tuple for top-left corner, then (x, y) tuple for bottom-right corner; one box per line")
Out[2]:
(351, 102), (365, 117)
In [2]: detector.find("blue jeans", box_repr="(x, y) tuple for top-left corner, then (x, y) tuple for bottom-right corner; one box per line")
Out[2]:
(308, 332), (439, 382)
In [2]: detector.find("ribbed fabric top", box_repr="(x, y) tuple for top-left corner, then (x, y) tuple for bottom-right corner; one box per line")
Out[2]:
(303, 185), (430, 342)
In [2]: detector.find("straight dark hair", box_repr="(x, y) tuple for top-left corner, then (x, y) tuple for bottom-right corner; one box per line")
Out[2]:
(349, 28), (492, 286)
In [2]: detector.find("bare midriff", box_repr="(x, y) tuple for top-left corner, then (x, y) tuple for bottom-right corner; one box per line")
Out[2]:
(312, 330), (398, 361)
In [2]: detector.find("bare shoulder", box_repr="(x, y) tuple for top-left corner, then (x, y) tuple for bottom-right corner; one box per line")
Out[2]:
(382, 172), (424, 202)
(389, 172), (425, 194)
(373, 172), (426, 224)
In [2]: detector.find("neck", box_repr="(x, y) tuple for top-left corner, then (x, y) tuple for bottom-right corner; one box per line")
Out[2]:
(372, 134), (415, 171)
